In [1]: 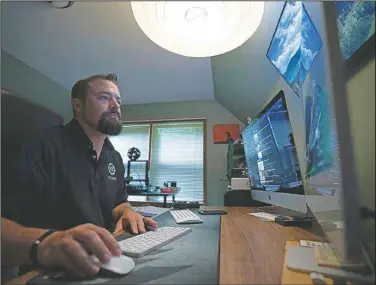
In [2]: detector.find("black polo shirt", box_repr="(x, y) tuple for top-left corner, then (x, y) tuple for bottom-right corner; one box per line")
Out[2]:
(2, 119), (128, 232)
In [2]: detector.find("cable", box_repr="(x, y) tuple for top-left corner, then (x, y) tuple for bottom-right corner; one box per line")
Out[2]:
(360, 206), (375, 220)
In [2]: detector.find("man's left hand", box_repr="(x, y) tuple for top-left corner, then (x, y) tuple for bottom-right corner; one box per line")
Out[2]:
(114, 208), (158, 234)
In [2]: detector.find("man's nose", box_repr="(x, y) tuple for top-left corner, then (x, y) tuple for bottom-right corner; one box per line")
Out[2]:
(109, 97), (120, 109)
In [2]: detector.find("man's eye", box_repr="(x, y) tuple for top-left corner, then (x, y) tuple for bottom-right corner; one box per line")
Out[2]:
(100, 95), (109, 101)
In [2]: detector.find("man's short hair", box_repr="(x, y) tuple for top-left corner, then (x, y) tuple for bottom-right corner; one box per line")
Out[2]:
(71, 73), (119, 101)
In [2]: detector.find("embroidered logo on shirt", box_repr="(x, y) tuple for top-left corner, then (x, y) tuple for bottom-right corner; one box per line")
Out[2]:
(108, 163), (116, 176)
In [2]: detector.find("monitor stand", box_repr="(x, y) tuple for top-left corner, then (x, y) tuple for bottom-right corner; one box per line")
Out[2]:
(286, 246), (375, 284)
(256, 205), (309, 218)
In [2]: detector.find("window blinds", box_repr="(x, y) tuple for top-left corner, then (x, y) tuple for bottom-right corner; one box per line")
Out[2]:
(149, 121), (204, 202)
(110, 121), (205, 202)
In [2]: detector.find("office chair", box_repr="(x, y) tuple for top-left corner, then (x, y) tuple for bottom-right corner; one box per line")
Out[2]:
(1, 90), (63, 282)
(1, 91), (63, 187)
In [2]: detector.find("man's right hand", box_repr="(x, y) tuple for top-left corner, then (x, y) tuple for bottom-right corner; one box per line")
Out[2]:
(37, 223), (122, 278)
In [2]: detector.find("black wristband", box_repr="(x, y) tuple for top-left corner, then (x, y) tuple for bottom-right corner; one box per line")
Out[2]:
(29, 229), (56, 267)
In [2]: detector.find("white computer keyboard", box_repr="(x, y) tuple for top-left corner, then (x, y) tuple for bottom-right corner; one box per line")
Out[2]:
(169, 209), (203, 224)
(118, 226), (191, 257)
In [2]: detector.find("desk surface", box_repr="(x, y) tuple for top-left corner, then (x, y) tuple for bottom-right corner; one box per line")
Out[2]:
(219, 207), (322, 284)
(6, 206), (323, 285)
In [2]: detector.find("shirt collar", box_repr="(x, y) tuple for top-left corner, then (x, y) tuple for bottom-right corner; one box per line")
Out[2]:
(66, 119), (115, 151)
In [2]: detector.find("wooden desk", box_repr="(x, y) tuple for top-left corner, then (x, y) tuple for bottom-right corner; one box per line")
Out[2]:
(6, 206), (323, 285)
(219, 207), (323, 284)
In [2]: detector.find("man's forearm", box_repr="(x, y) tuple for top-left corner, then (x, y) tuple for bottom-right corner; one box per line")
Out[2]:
(1, 217), (48, 266)
(112, 202), (132, 222)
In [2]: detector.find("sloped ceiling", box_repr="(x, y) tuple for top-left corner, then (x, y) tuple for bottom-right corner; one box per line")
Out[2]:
(1, 1), (215, 105)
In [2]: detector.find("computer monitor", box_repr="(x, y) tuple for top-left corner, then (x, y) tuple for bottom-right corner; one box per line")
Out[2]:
(286, 2), (374, 283)
(242, 90), (307, 213)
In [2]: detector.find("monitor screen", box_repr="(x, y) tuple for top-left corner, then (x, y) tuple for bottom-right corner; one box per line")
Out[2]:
(304, 82), (337, 180)
(302, 73), (343, 215)
(242, 91), (304, 194)
(266, 1), (322, 95)
(336, 1), (375, 60)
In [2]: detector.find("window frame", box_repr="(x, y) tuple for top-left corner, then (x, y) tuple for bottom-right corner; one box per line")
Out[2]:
(120, 118), (207, 204)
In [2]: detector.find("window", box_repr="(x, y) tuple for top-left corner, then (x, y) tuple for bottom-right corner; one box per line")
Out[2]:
(110, 125), (150, 188)
(109, 120), (205, 203)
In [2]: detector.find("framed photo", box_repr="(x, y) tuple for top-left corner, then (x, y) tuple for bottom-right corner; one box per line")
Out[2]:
(336, 1), (375, 79)
(213, 124), (240, 144)
(266, 2), (322, 97)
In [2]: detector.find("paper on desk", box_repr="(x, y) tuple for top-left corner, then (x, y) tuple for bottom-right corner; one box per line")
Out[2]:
(133, 206), (171, 218)
(248, 212), (278, 222)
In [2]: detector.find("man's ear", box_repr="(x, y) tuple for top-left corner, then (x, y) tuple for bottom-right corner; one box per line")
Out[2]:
(71, 98), (82, 114)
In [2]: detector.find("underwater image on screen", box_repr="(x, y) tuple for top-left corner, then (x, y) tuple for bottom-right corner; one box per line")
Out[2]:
(336, 1), (375, 60)
(267, 1), (322, 95)
(303, 76), (342, 197)
(305, 81), (334, 178)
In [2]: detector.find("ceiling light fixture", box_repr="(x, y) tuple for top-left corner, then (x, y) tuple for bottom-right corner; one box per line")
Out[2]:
(48, 1), (74, 9)
(131, 1), (265, 58)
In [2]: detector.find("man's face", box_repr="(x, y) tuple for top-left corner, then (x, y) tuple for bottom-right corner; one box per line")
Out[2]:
(80, 79), (122, 135)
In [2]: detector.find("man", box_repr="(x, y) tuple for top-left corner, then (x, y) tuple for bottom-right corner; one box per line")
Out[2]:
(2, 73), (157, 278)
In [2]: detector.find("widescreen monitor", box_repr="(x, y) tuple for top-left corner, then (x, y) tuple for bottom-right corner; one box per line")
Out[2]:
(286, 3), (374, 283)
(242, 90), (306, 213)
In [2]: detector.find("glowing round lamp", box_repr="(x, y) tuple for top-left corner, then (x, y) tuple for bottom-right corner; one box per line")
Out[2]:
(131, 1), (265, 57)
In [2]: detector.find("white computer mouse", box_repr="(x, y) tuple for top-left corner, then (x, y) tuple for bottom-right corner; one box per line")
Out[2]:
(99, 255), (135, 275)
